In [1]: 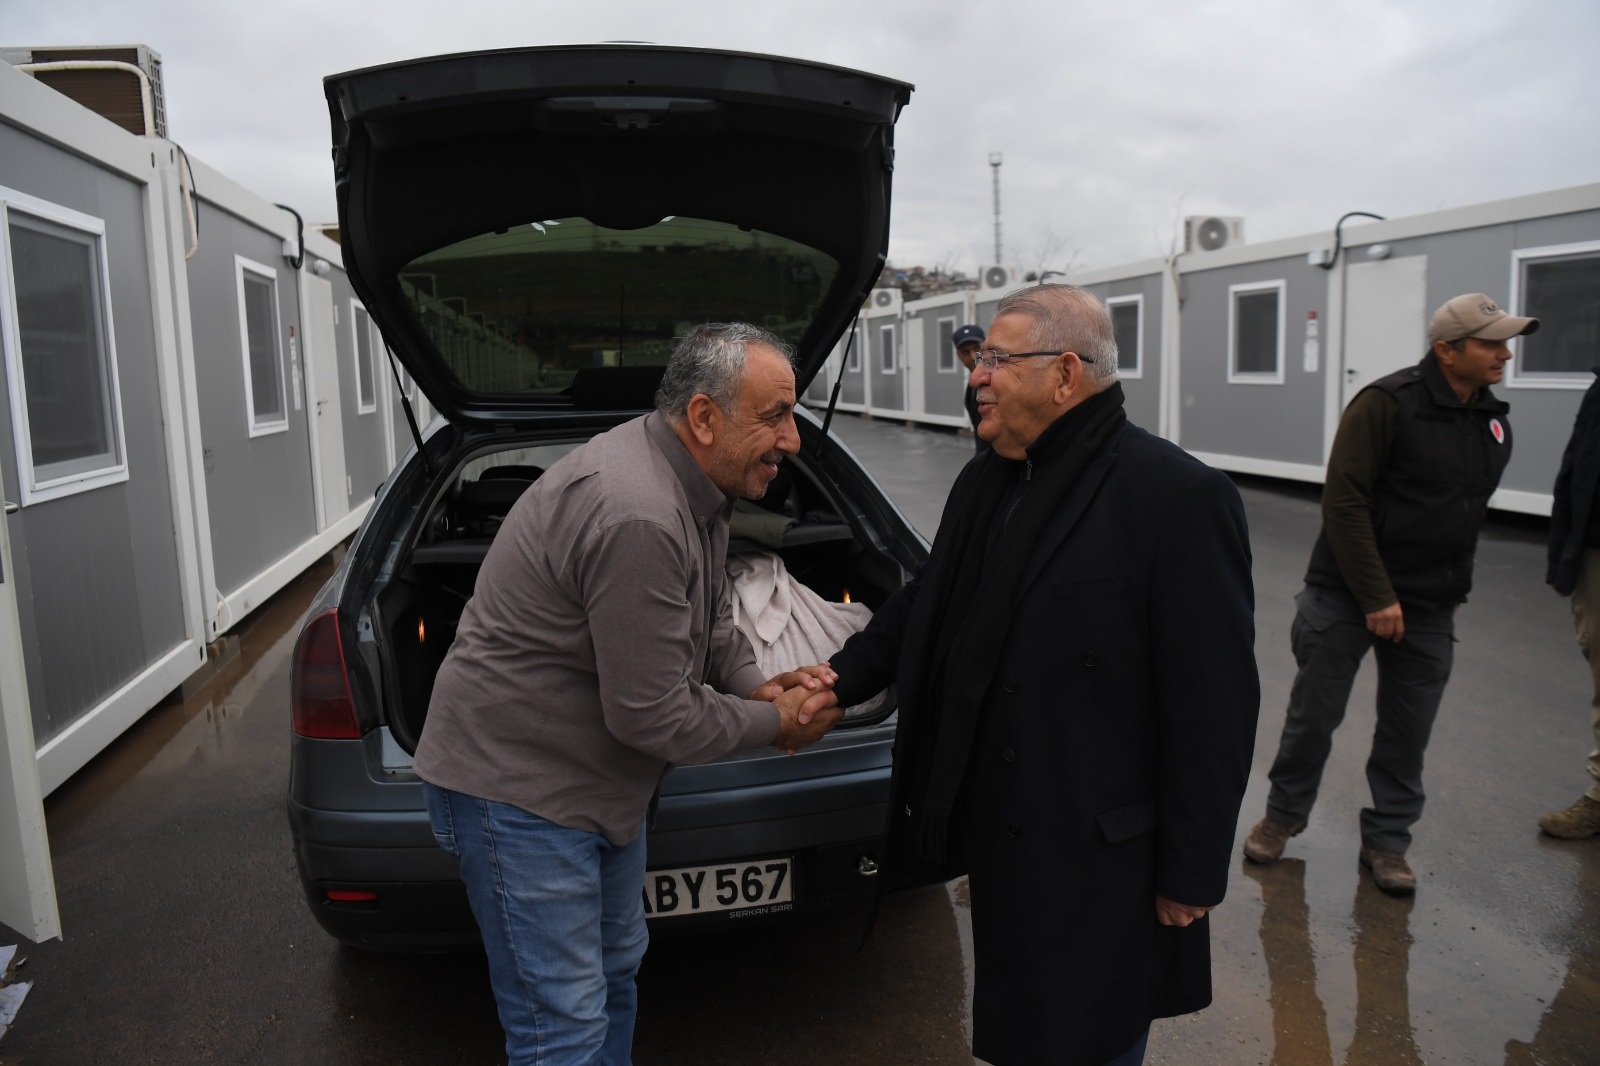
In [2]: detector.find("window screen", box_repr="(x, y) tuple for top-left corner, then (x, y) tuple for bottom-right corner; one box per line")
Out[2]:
(1517, 253), (1600, 377)
(1233, 288), (1281, 377)
(937, 318), (956, 372)
(1110, 300), (1140, 373)
(238, 262), (284, 430)
(8, 215), (119, 479)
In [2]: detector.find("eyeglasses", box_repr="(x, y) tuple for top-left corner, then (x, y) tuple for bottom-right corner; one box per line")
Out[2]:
(972, 349), (1095, 370)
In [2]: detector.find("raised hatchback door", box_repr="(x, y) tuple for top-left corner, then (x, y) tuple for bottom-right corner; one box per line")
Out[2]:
(326, 45), (912, 425)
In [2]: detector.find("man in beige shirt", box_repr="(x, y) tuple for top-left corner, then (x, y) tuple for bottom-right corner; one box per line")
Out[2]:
(415, 322), (839, 1066)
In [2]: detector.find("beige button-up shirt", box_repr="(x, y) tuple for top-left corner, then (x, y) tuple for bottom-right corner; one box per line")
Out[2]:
(414, 412), (777, 844)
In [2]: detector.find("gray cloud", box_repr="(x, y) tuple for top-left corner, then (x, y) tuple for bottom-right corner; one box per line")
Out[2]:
(7, 0), (1595, 275)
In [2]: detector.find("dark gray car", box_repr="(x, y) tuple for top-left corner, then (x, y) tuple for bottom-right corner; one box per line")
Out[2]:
(286, 45), (925, 949)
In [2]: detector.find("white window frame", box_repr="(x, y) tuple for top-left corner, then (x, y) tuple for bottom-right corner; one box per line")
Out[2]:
(0, 186), (130, 505)
(1227, 280), (1286, 385)
(878, 324), (897, 375)
(235, 254), (288, 437)
(936, 316), (959, 373)
(1505, 240), (1600, 391)
(350, 299), (379, 414)
(1106, 294), (1144, 380)
(846, 327), (861, 372)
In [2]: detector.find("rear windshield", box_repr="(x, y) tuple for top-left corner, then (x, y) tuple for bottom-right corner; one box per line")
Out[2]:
(399, 217), (839, 396)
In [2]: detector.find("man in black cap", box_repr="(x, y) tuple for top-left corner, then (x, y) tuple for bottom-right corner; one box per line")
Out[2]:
(951, 323), (988, 452)
(1243, 292), (1536, 894)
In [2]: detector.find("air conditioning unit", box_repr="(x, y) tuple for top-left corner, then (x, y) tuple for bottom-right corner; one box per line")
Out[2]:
(867, 287), (902, 314)
(1183, 216), (1246, 254)
(978, 265), (1021, 293)
(3, 44), (167, 137)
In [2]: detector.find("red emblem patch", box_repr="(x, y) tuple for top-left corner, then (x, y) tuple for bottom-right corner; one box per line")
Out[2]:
(1490, 418), (1505, 444)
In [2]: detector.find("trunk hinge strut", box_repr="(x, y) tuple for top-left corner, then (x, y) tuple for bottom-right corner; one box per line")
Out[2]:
(814, 313), (862, 459)
(383, 342), (435, 477)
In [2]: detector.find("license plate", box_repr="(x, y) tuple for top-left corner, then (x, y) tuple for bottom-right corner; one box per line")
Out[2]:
(642, 857), (794, 918)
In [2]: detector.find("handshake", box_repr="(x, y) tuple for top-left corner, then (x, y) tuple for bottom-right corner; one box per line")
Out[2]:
(751, 665), (845, 753)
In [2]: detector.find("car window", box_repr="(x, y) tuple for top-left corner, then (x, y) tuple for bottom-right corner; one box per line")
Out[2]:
(399, 216), (838, 397)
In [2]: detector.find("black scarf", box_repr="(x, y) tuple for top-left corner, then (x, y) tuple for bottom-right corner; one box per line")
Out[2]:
(906, 382), (1127, 865)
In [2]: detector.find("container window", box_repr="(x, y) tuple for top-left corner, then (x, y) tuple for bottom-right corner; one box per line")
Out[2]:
(1107, 295), (1143, 379)
(878, 325), (896, 374)
(236, 256), (286, 435)
(936, 317), (956, 372)
(1, 189), (129, 504)
(1228, 281), (1285, 384)
(1510, 245), (1600, 386)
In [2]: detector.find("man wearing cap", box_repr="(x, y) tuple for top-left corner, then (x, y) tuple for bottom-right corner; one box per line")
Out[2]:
(1243, 293), (1535, 894)
(951, 323), (989, 452)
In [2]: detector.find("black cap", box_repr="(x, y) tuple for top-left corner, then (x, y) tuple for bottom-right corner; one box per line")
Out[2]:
(952, 324), (984, 348)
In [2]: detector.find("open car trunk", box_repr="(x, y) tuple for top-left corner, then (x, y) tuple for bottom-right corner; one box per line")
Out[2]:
(368, 422), (909, 756)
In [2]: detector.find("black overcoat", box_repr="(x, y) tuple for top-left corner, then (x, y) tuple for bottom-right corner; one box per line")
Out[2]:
(831, 420), (1260, 1066)
(1547, 369), (1600, 594)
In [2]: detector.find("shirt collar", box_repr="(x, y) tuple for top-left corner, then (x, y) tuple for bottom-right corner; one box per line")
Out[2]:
(644, 411), (732, 525)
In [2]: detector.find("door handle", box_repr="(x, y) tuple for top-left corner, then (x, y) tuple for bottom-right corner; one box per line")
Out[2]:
(3, 501), (17, 515)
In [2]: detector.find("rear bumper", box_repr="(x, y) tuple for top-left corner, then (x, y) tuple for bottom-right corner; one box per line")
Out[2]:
(289, 737), (894, 949)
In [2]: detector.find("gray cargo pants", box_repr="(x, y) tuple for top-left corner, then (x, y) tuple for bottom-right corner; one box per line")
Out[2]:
(1265, 583), (1456, 853)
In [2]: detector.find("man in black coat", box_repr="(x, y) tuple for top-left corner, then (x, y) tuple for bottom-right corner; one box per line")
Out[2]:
(1542, 369), (1600, 839)
(801, 285), (1259, 1065)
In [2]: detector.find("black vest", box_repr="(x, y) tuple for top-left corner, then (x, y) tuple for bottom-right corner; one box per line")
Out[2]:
(1307, 354), (1511, 610)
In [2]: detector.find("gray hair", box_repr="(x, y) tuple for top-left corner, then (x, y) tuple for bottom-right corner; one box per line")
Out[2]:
(655, 322), (796, 422)
(993, 284), (1120, 385)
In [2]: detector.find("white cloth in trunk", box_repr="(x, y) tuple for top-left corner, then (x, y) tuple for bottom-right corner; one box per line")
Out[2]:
(726, 550), (889, 719)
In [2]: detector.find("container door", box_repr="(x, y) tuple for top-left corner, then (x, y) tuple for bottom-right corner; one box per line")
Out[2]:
(1343, 256), (1428, 409)
(303, 274), (348, 528)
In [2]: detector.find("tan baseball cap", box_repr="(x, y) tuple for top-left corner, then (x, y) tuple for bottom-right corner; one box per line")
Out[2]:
(1428, 293), (1539, 344)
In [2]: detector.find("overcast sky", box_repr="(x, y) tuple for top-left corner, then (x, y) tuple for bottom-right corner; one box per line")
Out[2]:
(6, 0), (1597, 276)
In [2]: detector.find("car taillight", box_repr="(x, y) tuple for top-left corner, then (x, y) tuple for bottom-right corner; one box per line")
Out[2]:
(291, 608), (361, 738)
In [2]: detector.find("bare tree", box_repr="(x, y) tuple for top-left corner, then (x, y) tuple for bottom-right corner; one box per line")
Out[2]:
(1023, 226), (1084, 281)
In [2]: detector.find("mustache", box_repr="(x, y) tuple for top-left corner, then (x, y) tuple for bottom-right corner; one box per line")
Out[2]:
(760, 452), (785, 465)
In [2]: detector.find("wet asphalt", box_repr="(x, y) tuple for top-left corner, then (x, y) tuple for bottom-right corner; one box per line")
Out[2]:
(2, 412), (1598, 1065)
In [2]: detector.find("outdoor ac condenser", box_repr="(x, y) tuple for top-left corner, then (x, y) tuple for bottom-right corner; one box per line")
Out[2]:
(1183, 216), (1246, 254)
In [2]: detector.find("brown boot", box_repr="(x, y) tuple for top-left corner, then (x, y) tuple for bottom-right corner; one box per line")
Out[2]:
(1538, 795), (1600, 839)
(1360, 848), (1416, 895)
(1242, 816), (1305, 865)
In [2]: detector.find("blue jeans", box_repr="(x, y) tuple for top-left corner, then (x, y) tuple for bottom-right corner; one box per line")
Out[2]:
(424, 783), (649, 1066)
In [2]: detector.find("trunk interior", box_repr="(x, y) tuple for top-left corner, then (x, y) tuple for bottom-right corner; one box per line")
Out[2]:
(369, 432), (908, 756)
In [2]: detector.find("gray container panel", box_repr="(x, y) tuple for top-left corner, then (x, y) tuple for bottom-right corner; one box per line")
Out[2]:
(867, 320), (904, 411)
(0, 126), (188, 743)
(186, 202), (317, 596)
(1178, 257), (1328, 465)
(331, 272), (390, 507)
(1086, 275), (1164, 434)
(837, 327), (865, 406)
(975, 296), (1004, 330)
(912, 309), (966, 419)
(1498, 210), (1600, 495)
(1359, 211), (1600, 498)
